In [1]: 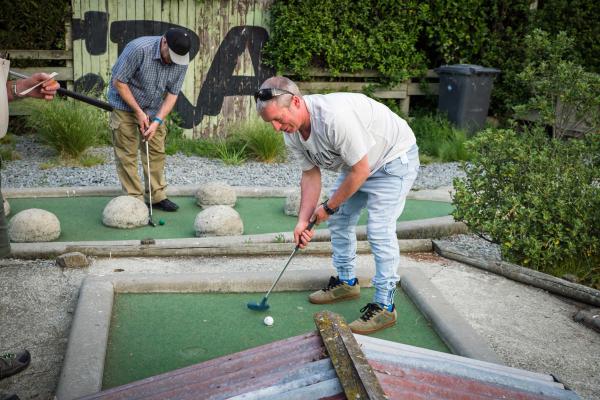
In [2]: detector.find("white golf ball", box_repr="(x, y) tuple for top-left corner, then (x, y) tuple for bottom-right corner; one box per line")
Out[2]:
(263, 316), (274, 326)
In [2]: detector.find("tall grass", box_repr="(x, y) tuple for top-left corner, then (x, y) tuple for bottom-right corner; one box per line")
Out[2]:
(24, 97), (110, 159)
(409, 113), (472, 162)
(229, 119), (285, 163)
(165, 115), (286, 165)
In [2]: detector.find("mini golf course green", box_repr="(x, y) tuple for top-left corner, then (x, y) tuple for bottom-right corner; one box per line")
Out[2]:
(7, 196), (453, 242)
(102, 287), (449, 389)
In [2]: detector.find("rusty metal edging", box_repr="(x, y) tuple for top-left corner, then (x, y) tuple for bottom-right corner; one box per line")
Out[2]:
(314, 311), (388, 400)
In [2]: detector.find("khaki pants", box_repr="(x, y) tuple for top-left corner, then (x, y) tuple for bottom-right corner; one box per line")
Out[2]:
(110, 109), (168, 203)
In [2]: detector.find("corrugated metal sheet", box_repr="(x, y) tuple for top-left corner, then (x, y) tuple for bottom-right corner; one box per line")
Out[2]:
(82, 331), (580, 400)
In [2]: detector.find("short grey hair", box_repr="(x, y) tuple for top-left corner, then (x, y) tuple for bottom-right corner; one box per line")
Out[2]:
(256, 76), (302, 113)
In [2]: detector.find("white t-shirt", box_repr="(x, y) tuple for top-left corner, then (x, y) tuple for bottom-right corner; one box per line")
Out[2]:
(0, 57), (9, 138)
(284, 93), (416, 174)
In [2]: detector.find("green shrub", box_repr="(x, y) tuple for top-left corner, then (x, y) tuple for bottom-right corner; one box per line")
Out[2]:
(452, 127), (600, 287)
(24, 97), (110, 159)
(263, 0), (428, 84)
(533, 0), (600, 73)
(228, 119), (285, 163)
(409, 113), (471, 162)
(513, 29), (600, 138)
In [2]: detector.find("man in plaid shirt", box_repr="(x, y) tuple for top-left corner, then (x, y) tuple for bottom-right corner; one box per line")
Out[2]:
(107, 27), (191, 212)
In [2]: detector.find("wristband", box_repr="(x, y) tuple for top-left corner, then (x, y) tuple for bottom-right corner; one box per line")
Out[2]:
(322, 200), (338, 215)
(12, 81), (24, 99)
(152, 117), (163, 125)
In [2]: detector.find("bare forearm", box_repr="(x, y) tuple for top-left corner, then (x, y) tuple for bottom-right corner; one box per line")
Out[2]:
(299, 167), (322, 223)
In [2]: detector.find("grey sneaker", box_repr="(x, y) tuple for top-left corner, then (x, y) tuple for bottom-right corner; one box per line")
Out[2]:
(0, 350), (30, 380)
(349, 303), (397, 334)
(309, 276), (360, 304)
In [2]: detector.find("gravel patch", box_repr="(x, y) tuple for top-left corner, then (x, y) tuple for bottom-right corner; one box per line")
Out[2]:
(1, 135), (464, 190)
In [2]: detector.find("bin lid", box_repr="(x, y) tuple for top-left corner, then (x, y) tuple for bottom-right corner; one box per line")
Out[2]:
(435, 64), (501, 76)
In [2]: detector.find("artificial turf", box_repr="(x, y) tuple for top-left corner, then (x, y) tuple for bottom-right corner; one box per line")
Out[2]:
(7, 196), (453, 241)
(103, 288), (449, 389)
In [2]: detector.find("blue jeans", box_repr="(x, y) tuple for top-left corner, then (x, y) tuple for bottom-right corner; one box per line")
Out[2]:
(328, 144), (420, 305)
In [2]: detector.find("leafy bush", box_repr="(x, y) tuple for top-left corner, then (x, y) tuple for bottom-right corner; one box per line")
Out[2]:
(228, 119), (285, 163)
(533, 0), (600, 73)
(513, 29), (600, 138)
(409, 113), (471, 162)
(263, 0), (428, 84)
(452, 127), (600, 286)
(24, 97), (110, 159)
(0, 0), (70, 52)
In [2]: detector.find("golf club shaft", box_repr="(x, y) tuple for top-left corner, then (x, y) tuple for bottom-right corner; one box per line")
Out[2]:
(9, 70), (114, 112)
(145, 140), (153, 219)
(263, 220), (316, 300)
(263, 247), (299, 300)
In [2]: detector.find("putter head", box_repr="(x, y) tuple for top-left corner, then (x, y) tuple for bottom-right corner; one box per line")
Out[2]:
(148, 219), (156, 227)
(247, 297), (270, 311)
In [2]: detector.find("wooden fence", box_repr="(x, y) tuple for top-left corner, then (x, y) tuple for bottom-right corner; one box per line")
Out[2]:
(4, 0), (440, 134)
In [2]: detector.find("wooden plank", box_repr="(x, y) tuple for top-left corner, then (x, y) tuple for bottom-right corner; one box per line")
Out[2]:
(408, 82), (439, 96)
(314, 311), (388, 400)
(0, 50), (72, 60)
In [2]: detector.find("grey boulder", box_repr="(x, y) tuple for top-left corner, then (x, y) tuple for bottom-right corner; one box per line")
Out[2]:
(9, 208), (61, 242)
(194, 205), (243, 237)
(196, 181), (237, 208)
(102, 196), (148, 228)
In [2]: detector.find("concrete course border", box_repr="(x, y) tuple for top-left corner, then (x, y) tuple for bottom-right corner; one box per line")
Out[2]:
(56, 267), (498, 400)
(4, 184), (464, 259)
(434, 241), (600, 308)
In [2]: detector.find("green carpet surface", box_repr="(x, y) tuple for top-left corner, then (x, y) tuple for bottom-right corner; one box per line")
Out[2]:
(7, 196), (453, 242)
(103, 288), (449, 389)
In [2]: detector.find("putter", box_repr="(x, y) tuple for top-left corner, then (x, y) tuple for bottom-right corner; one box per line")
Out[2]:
(145, 139), (156, 227)
(9, 70), (114, 112)
(247, 220), (316, 311)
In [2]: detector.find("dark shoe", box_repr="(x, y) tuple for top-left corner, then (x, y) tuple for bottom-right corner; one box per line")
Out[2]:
(152, 198), (179, 212)
(0, 392), (20, 400)
(0, 350), (30, 380)
(308, 276), (360, 304)
(349, 303), (397, 334)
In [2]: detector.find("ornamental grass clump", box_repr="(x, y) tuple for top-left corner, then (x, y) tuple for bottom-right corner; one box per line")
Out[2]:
(24, 96), (109, 160)
(228, 118), (286, 163)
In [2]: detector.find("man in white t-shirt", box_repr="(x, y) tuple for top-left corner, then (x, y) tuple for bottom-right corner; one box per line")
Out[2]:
(255, 76), (420, 334)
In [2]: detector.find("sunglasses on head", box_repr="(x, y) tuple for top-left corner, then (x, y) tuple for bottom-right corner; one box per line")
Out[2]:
(253, 87), (295, 102)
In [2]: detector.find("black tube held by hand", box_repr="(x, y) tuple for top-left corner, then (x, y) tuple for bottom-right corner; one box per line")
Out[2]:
(57, 87), (113, 112)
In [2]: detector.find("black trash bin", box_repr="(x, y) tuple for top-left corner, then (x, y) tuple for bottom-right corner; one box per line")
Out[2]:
(435, 64), (500, 134)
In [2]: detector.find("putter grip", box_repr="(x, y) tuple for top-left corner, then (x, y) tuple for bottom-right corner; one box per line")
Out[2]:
(57, 88), (114, 112)
(295, 220), (316, 250)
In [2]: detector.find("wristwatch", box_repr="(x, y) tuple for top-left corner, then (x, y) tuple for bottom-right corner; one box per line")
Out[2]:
(322, 200), (339, 215)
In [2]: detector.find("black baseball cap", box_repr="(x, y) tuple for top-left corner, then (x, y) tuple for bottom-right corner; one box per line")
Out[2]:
(165, 28), (191, 65)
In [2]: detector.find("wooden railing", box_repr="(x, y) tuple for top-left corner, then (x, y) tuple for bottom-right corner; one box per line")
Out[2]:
(293, 68), (439, 115)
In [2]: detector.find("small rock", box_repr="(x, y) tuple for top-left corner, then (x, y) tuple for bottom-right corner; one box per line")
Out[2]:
(9, 208), (61, 242)
(56, 252), (89, 269)
(195, 181), (237, 208)
(573, 308), (600, 333)
(194, 205), (243, 237)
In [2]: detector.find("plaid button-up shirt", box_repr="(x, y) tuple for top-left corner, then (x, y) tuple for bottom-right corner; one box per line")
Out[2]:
(107, 36), (187, 117)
